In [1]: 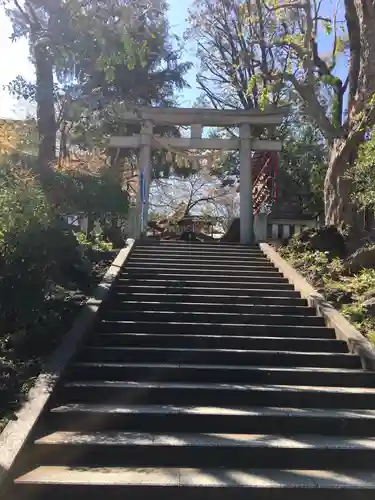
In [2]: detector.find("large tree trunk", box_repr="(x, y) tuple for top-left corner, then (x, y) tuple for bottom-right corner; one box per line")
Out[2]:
(324, 138), (353, 228)
(34, 41), (56, 174)
(324, 136), (365, 231)
(324, 1), (375, 230)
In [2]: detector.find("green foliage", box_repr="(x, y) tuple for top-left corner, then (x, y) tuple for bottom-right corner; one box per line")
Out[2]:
(349, 128), (375, 210)
(0, 160), (114, 427)
(7, 76), (37, 101)
(278, 115), (327, 215)
(53, 168), (129, 219)
(281, 242), (344, 283)
(280, 240), (375, 343)
(75, 231), (113, 252)
(0, 162), (49, 238)
(5, 0), (191, 173)
(323, 20), (332, 35)
(0, 164), (87, 333)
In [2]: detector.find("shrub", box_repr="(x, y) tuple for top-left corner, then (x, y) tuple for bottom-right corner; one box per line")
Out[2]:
(75, 230), (114, 252)
(279, 238), (375, 343)
(0, 163), (89, 344)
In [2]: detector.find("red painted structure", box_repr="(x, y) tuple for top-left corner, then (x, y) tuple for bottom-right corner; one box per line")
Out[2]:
(236, 151), (279, 214)
(251, 151), (278, 214)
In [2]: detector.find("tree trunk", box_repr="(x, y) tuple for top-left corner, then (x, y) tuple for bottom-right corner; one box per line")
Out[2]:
(59, 123), (69, 162)
(324, 137), (363, 231)
(323, 1), (375, 230)
(34, 42), (56, 175)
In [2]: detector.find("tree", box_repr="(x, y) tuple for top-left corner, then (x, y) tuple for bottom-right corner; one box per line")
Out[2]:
(150, 168), (238, 224)
(4, 0), (190, 173)
(2, 0), (191, 241)
(250, 0), (375, 230)
(53, 150), (130, 224)
(4, 0), (75, 173)
(205, 189), (240, 232)
(187, 0), (292, 112)
(278, 114), (327, 216)
(189, 0), (375, 230)
(187, 0), (327, 221)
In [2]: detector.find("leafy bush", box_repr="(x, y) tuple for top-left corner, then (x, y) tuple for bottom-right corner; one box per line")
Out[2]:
(52, 167), (129, 221)
(349, 128), (375, 211)
(75, 231), (113, 252)
(280, 239), (375, 343)
(0, 164), (90, 340)
(0, 161), (116, 429)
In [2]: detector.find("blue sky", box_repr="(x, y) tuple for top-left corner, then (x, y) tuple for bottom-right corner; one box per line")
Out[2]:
(168, 0), (200, 106)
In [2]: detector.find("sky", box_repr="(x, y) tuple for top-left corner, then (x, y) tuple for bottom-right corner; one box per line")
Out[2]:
(0, 9), (35, 118)
(168, 0), (200, 106)
(0, 0), (199, 119)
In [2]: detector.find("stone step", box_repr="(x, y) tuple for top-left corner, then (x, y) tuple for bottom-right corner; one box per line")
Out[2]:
(49, 404), (375, 436)
(15, 466), (375, 500)
(130, 250), (269, 259)
(32, 431), (375, 469)
(114, 279), (295, 290)
(136, 243), (262, 252)
(130, 252), (270, 263)
(121, 268), (286, 279)
(114, 285), (299, 296)
(91, 333), (346, 352)
(113, 292), (305, 305)
(126, 261), (277, 272)
(78, 347), (359, 369)
(59, 381), (375, 409)
(98, 320), (335, 338)
(133, 249), (262, 257)
(68, 362), (371, 387)
(131, 251), (266, 260)
(107, 301), (316, 316)
(101, 310), (325, 326)
(130, 250), (266, 260)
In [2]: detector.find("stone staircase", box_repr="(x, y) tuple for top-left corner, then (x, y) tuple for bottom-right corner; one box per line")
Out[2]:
(11, 241), (375, 498)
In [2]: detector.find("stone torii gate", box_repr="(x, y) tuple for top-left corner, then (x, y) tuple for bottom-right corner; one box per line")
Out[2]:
(110, 106), (287, 244)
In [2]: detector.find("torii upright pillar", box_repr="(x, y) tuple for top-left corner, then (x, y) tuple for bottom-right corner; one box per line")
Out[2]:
(138, 121), (153, 236)
(239, 123), (253, 245)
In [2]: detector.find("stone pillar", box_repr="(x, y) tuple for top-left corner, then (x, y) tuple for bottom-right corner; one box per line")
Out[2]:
(239, 123), (253, 244)
(191, 124), (203, 139)
(282, 224), (291, 239)
(271, 223), (279, 239)
(254, 213), (267, 242)
(139, 121), (153, 236)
